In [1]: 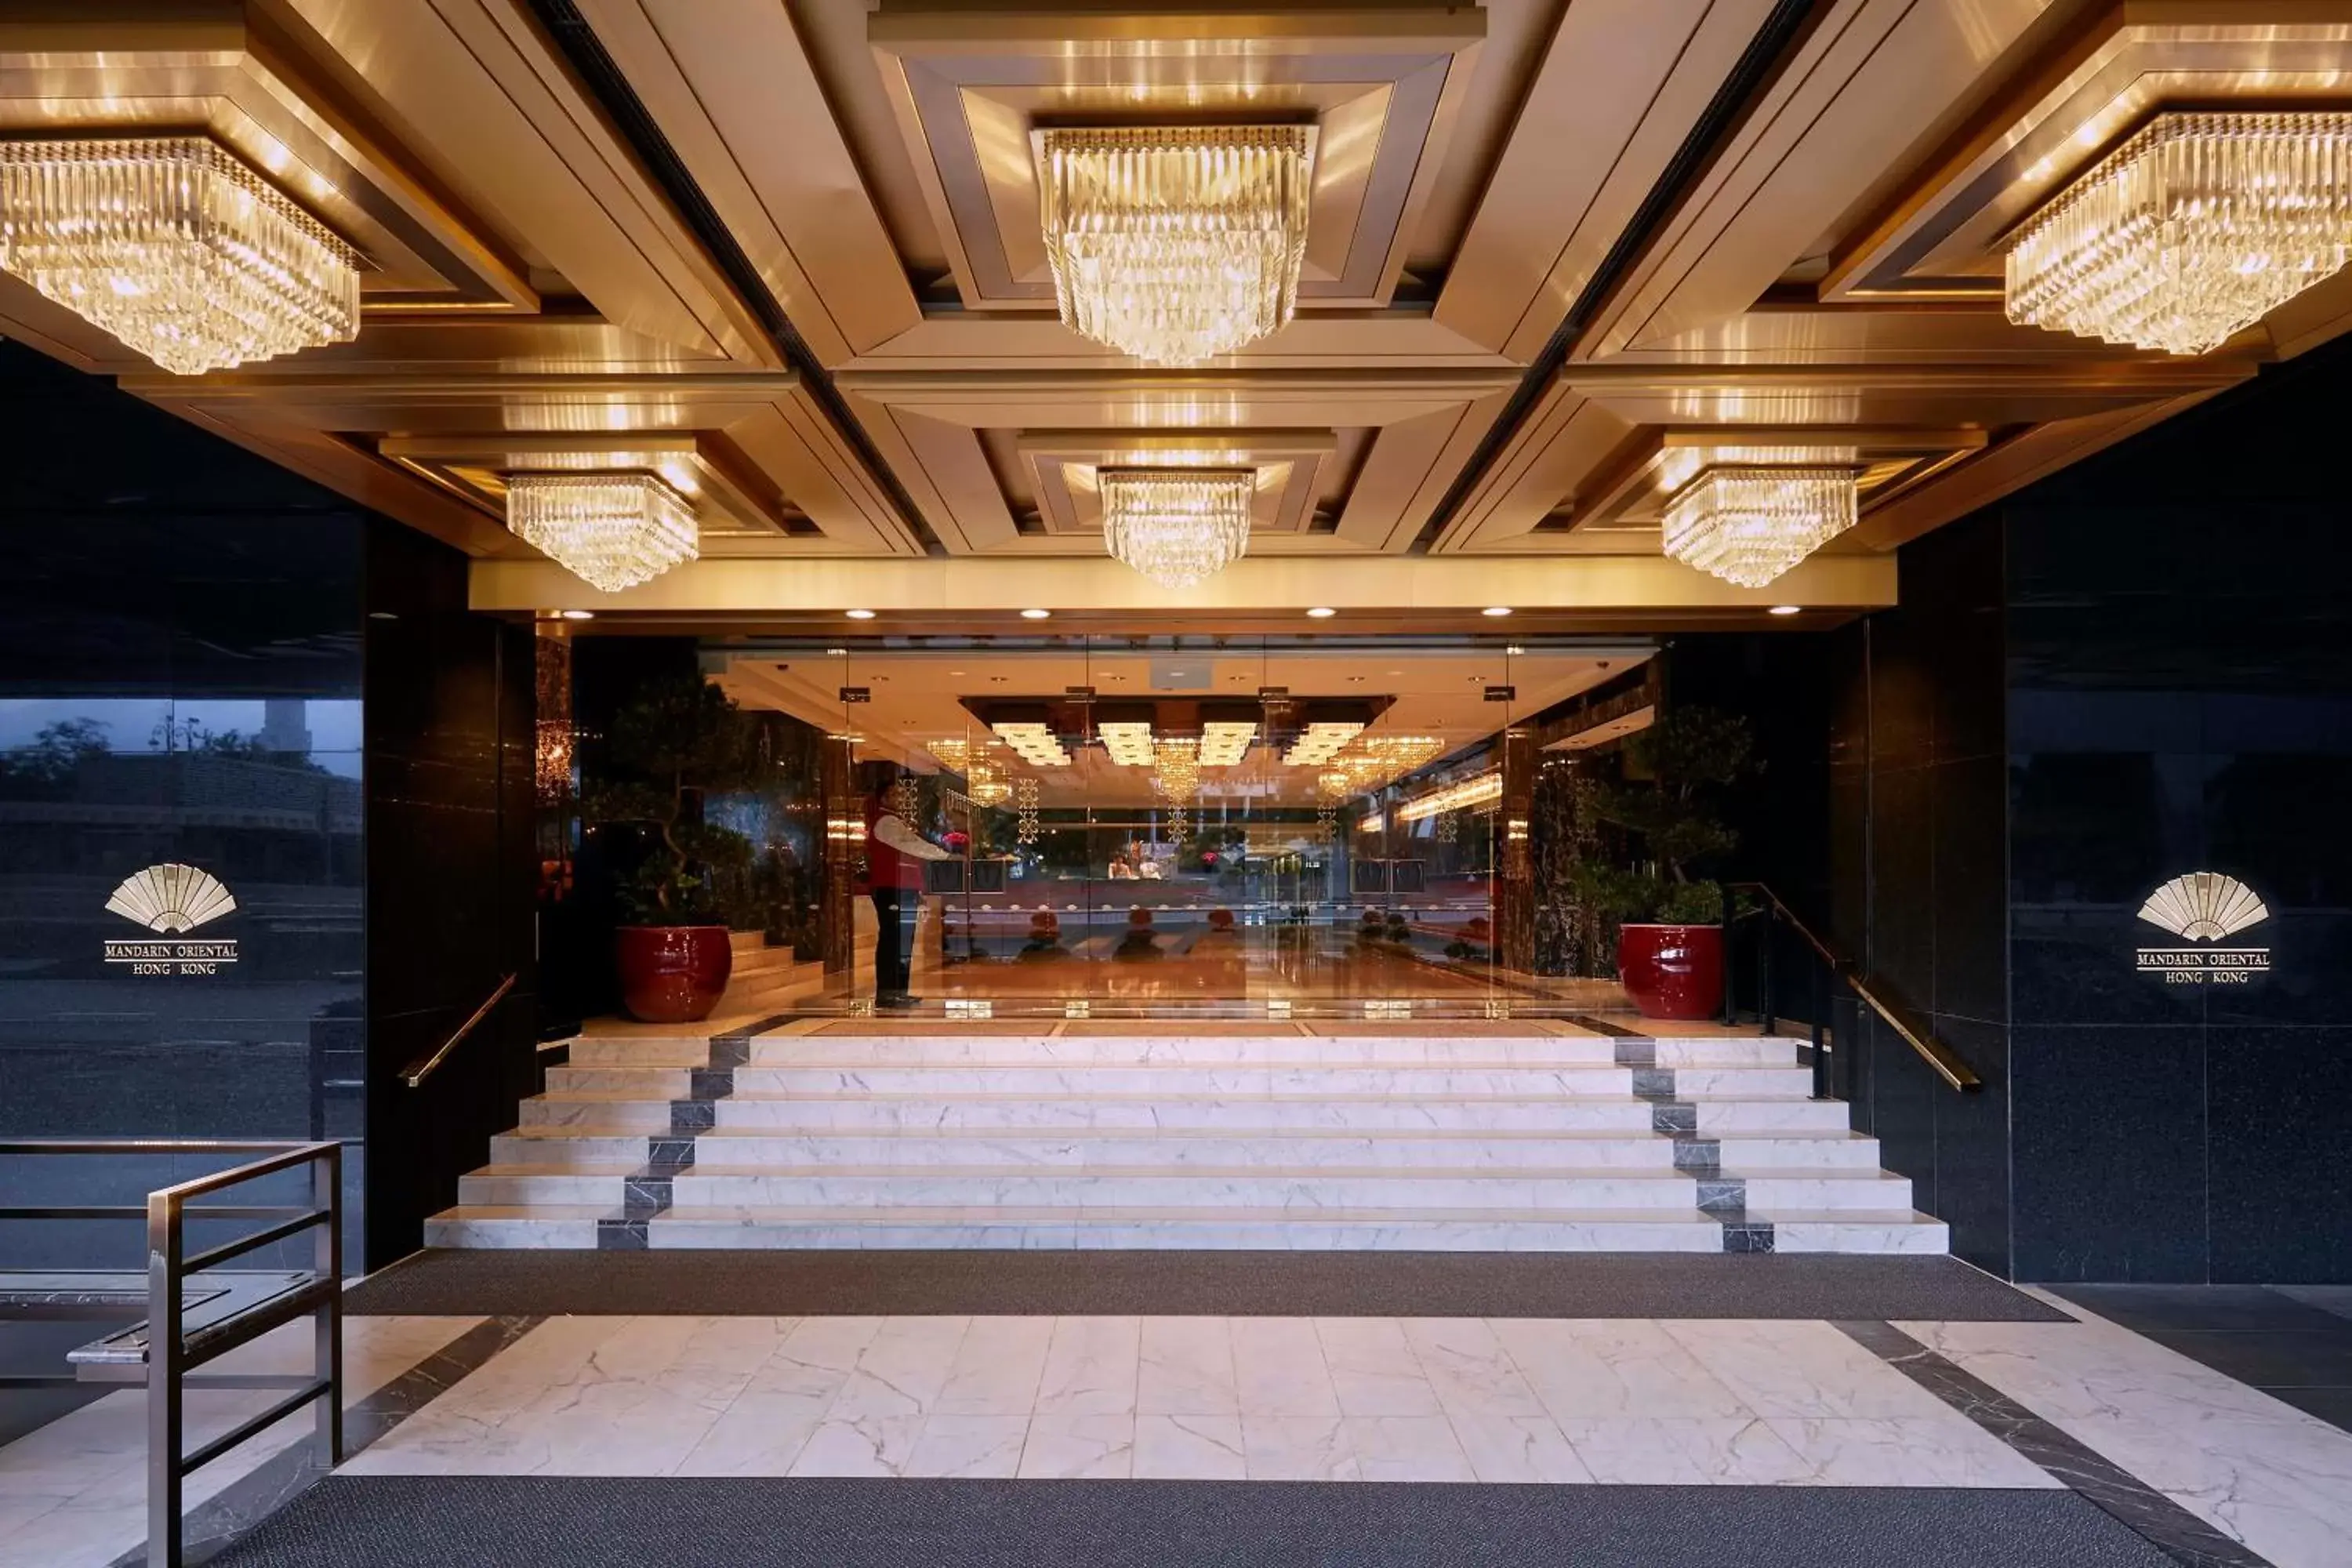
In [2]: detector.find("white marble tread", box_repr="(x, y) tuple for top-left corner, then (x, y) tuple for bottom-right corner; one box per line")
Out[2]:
(465, 1026), (1932, 1254)
(424, 1204), (1947, 1253)
(339, 1314), (2048, 1491)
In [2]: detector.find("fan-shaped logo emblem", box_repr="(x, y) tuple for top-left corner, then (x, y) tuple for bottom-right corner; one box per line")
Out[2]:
(101, 864), (240, 975)
(106, 864), (237, 933)
(2136, 872), (2267, 942)
(2134, 871), (2270, 985)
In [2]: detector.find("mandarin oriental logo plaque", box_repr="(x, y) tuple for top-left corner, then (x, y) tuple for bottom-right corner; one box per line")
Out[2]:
(102, 863), (239, 975)
(2133, 871), (2270, 985)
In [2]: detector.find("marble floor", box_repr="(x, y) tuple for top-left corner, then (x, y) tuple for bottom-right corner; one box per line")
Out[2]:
(9, 1290), (2352, 1567)
(0, 1315), (480, 1568)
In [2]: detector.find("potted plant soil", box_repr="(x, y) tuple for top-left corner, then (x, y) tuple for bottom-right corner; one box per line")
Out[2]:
(586, 676), (758, 1022)
(1581, 706), (1755, 1021)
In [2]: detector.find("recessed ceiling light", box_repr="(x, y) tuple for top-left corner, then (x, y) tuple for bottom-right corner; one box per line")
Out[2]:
(1482, 606), (1513, 618)
(845, 608), (876, 620)
(558, 608), (594, 621)
(1305, 607), (1336, 619)
(1020, 608), (1051, 620)
(1768, 604), (1802, 616)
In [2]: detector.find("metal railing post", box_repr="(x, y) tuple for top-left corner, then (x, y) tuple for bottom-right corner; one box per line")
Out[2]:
(1719, 883), (1737, 1027)
(312, 1145), (343, 1468)
(1759, 902), (1777, 1036)
(147, 1185), (183, 1568)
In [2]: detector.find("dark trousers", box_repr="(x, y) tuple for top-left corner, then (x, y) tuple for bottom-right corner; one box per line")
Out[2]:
(870, 889), (915, 999)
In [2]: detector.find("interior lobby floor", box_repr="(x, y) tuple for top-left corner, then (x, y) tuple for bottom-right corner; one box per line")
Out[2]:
(7, 1281), (2350, 1567)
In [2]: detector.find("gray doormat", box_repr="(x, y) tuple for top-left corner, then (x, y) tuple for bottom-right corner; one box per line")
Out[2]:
(205, 1477), (2169, 1567)
(344, 1250), (2068, 1321)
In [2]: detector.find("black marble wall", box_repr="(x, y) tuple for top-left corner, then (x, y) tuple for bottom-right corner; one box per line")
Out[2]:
(0, 343), (539, 1273)
(0, 344), (366, 1266)
(2002, 346), (2352, 1284)
(361, 524), (539, 1266)
(1835, 337), (2352, 1283)
(1824, 517), (2014, 1276)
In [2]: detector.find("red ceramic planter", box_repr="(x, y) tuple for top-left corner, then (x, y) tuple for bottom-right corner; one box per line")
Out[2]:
(615, 925), (732, 1023)
(1617, 922), (1724, 1021)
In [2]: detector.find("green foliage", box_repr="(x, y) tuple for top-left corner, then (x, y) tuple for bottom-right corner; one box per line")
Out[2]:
(1583, 706), (1755, 926)
(4, 717), (111, 789)
(583, 677), (762, 926)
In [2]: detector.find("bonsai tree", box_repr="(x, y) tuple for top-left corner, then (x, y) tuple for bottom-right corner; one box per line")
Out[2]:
(584, 676), (761, 927)
(1581, 705), (1755, 927)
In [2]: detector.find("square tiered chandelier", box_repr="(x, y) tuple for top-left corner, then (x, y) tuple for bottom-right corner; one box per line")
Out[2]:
(1662, 466), (1858, 589)
(505, 474), (699, 593)
(1036, 126), (1314, 365)
(1099, 468), (1254, 589)
(0, 136), (361, 376)
(2005, 111), (2352, 357)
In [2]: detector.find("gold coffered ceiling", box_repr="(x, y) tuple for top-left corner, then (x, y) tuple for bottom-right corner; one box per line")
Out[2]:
(1, 0), (2344, 616)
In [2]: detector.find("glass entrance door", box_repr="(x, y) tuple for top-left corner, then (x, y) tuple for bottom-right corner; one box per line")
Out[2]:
(718, 632), (1590, 1017)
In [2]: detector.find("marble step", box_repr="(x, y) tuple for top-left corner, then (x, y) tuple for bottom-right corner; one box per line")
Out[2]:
(419, 1200), (1950, 1254)
(517, 1094), (679, 1131)
(421, 1205), (607, 1248)
(515, 1088), (1856, 1136)
(558, 1032), (1804, 1070)
(1751, 1211), (1951, 1254)
(640, 1205), (1941, 1253)
(568, 1036), (730, 1068)
(487, 1124), (1889, 1172)
(706, 1093), (1666, 1134)
(547, 1061), (1817, 1100)
(457, 1162), (1915, 1214)
(742, 1035), (1632, 1066)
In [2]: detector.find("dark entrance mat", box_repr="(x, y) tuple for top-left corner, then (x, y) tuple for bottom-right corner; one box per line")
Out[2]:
(344, 1250), (2069, 1321)
(205, 1477), (2170, 1568)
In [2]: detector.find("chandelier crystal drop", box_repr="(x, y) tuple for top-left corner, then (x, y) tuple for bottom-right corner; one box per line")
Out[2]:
(2005, 112), (2352, 356)
(1100, 468), (1254, 588)
(1661, 466), (1857, 589)
(1037, 125), (1313, 365)
(505, 473), (699, 593)
(0, 136), (361, 376)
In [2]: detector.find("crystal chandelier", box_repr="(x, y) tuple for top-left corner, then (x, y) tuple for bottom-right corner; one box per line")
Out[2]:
(1662, 466), (1857, 588)
(0, 137), (361, 376)
(1100, 468), (1254, 588)
(966, 757), (1011, 807)
(2005, 111), (2352, 356)
(506, 473), (699, 593)
(1036, 125), (1313, 365)
(1150, 738), (1201, 800)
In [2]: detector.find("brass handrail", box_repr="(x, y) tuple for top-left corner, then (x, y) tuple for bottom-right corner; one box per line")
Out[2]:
(399, 974), (517, 1089)
(1726, 884), (1981, 1094)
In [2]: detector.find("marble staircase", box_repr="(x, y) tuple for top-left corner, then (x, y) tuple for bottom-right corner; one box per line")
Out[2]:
(424, 1026), (1949, 1253)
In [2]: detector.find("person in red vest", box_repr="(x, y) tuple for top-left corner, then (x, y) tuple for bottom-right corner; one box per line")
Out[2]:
(858, 761), (952, 1007)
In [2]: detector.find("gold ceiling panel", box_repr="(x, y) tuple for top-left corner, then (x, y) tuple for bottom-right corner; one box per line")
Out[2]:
(377, 432), (797, 540)
(866, 4), (1485, 314)
(1824, 4), (2352, 309)
(1013, 430), (1338, 543)
(1561, 426), (1990, 550)
(5, 0), (2352, 614)
(0, 1), (535, 360)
